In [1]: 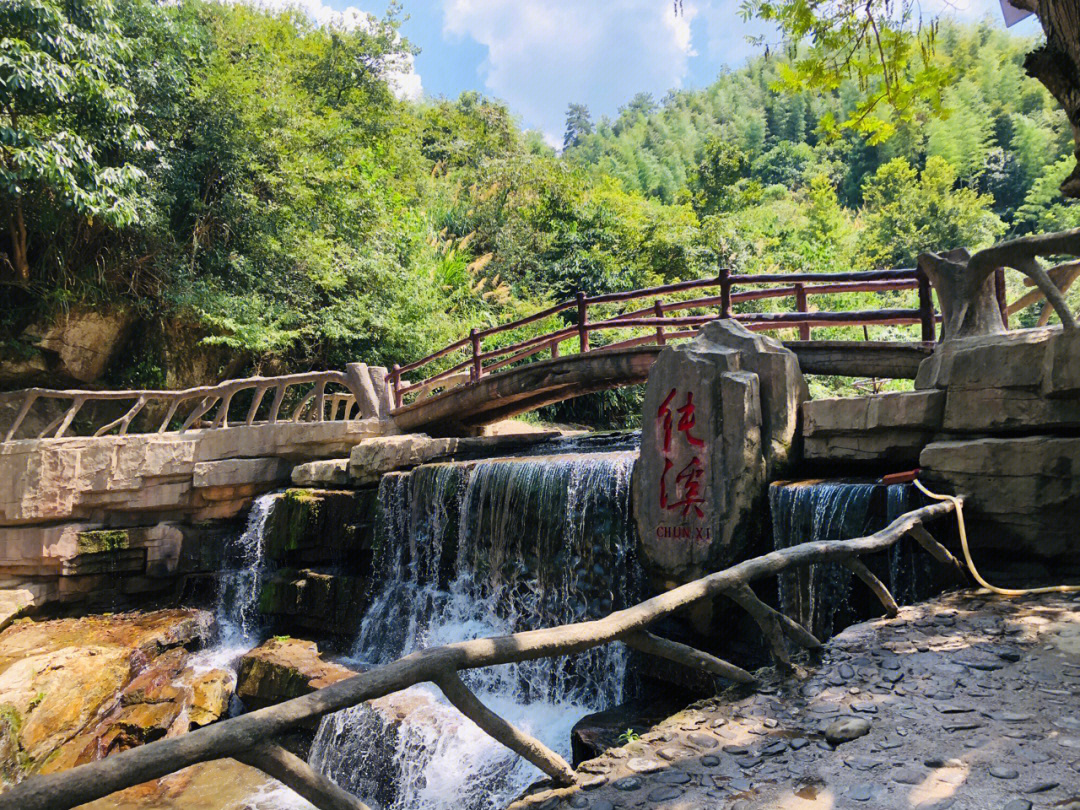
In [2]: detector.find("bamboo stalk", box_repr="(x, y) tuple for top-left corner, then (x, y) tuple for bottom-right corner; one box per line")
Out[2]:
(437, 671), (577, 786)
(622, 630), (755, 684)
(842, 558), (899, 617)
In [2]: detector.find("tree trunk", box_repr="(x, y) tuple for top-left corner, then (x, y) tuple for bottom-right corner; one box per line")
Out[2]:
(6, 200), (29, 281)
(1016, 0), (1080, 197)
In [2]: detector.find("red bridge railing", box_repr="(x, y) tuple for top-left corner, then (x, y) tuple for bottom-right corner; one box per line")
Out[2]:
(387, 266), (968, 409)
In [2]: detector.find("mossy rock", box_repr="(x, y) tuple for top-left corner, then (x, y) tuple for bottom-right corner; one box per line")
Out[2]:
(76, 529), (129, 555)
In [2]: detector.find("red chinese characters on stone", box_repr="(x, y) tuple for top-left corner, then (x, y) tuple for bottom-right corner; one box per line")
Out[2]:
(657, 388), (706, 518)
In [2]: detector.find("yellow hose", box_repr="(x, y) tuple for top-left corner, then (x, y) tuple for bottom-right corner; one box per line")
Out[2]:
(912, 478), (1080, 596)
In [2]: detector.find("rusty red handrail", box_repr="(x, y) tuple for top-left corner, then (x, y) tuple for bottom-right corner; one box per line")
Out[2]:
(389, 267), (935, 409)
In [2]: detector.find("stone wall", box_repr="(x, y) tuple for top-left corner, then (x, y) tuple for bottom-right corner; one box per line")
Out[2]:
(800, 325), (1080, 561)
(0, 419), (393, 616)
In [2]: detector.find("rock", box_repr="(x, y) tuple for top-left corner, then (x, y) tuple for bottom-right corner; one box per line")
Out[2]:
(192, 458), (292, 490)
(825, 716), (872, 745)
(347, 435), (455, 484)
(258, 569), (368, 638)
(634, 320), (807, 583)
(184, 668), (235, 727)
(21, 307), (135, 384)
(259, 488), (376, 569)
(802, 389), (944, 464)
(1004, 801), (1033, 810)
(570, 698), (687, 765)
(920, 436), (1080, 560)
(236, 637), (355, 710)
(291, 459), (350, 487)
(0, 610), (210, 778)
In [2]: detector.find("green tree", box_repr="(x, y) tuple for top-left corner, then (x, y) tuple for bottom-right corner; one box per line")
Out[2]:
(564, 103), (593, 150)
(0, 0), (152, 283)
(860, 156), (1003, 267)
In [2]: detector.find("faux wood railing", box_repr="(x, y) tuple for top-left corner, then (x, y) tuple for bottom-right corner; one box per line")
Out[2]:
(388, 266), (969, 409)
(0, 365), (386, 444)
(0, 498), (967, 810)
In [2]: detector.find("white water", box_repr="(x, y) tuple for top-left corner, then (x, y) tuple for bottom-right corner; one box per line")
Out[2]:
(190, 493), (276, 674)
(308, 452), (642, 810)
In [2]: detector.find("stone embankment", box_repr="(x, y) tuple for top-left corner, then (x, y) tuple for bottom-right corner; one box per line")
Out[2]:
(0, 418), (393, 616)
(510, 590), (1080, 810)
(803, 326), (1080, 562)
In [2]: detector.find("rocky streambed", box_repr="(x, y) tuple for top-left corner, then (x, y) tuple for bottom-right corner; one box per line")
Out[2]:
(0, 609), (232, 787)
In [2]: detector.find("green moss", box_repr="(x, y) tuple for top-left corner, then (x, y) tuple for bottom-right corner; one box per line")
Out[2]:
(0, 703), (29, 784)
(76, 529), (129, 554)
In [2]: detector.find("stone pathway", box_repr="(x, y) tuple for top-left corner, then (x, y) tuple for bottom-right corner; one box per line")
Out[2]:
(509, 590), (1080, 810)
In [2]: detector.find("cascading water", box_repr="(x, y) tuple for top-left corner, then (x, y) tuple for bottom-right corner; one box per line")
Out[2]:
(192, 492), (276, 672)
(308, 451), (642, 810)
(770, 481), (927, 639)
(769, 482), (877, 639)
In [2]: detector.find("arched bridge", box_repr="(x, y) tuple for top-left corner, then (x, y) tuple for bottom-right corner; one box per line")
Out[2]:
(387, 266), (967, 433)
(4, 266), (980, 443)
(390, 340), (935, 434)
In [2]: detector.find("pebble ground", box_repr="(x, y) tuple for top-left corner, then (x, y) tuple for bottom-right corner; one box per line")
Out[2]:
(509, 590), (1080, 810)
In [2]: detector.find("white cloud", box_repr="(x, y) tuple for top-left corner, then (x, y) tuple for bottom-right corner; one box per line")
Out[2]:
(229, 0), (423, 100)
(441, 0), (701, 145)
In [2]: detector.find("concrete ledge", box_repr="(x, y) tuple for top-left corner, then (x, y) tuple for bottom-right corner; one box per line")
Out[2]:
(802, 390), (944, 464)
(192, 458), (292, 489)
(920, 435), (1080, 559)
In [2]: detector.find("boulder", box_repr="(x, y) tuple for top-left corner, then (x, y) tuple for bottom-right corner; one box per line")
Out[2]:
(236, 637), (355, 710)
(347, 434), (455, 484)
(183, 668), (235, 727)
(291, 459), (350, 487)
(633, 320), (807, 584)
(21, 307), (135, 384)
(0, 609), (212, 780)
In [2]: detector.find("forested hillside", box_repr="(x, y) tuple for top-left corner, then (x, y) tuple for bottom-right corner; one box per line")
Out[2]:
(3, 1), (1078, 416)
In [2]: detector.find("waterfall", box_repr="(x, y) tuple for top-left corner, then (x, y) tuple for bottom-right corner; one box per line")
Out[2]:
(769, 482), (877, 639)
(885, 483), (932, 605)
(308, 451), (642, 810)
(192, 493), (276, 672)
(770, 481), (930, 639)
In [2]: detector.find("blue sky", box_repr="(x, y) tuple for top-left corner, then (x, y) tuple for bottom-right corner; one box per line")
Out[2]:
(293, 0), (1041, 146)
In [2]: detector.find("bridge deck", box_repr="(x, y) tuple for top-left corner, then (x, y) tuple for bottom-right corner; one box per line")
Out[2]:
(391, 340), (933, 434)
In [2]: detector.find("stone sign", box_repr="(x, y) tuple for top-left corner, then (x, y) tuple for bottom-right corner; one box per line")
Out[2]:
(633, 320), (807, 586)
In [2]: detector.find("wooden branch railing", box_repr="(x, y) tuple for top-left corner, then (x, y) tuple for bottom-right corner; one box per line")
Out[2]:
(0, 498), (964, 810)
(389, 267), (941, 409)
(0, 365), (386, 444)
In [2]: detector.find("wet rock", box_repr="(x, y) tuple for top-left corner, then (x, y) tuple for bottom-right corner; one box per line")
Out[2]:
(612, 776), (642, 791)
(825, 716), (871, 745)
(184, 668), (235, 727)
(570, 698), (685, 765)
(1003, 801), (1033, 810)
(236, 637), (355, 710)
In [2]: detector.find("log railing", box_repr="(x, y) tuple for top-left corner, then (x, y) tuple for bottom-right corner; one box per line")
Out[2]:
(0, 365), (386, 444)
(389, 267), (948, 409)
(0, 498), (966, 810)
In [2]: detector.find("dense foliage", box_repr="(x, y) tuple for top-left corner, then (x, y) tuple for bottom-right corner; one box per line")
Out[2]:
(2, 2), (1078, 421)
